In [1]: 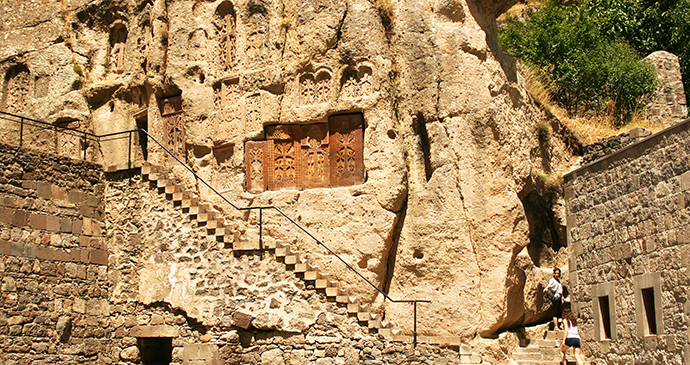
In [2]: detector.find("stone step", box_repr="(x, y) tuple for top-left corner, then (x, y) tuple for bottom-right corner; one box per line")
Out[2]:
(315, 277), (328, 289)
(172, 191), (191, 202)
(521, 339), (559, 347)
(304, 271), (319, 281)
(206, 219), (224, 230)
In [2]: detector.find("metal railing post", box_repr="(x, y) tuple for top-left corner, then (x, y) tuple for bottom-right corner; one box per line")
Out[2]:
(19, 117), (23, 147)
(128, 130), (132, 169)
(258, 208), (263, 251)
(414, 301), (418, 347)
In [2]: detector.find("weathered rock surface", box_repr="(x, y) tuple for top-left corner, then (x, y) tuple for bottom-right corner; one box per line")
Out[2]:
(0, 0), (571, 339)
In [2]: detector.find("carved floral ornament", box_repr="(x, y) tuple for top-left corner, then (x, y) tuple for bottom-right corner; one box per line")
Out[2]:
(245, 113), (364, 193)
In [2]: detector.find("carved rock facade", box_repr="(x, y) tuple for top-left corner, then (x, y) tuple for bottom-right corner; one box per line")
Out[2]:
(0, 0), (572, 344)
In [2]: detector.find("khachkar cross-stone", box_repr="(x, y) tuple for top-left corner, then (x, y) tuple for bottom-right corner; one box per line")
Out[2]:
(266, 125), (300, 190)
(301, 124), (329, 188)
(160, 96), (185, 161)
(329, 113), (364, 187)
(245, 113), (364, 192)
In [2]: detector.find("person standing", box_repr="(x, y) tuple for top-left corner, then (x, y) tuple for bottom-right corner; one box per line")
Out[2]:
(560, 311), (585, 365)
(544, 267), (563, 330)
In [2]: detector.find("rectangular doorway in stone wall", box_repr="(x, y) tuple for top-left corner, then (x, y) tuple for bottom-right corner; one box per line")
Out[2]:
(137, 337), (172, 365)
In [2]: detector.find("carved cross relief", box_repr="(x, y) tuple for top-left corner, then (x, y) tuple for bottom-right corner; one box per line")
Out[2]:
(245, 113), (363, 192)
(160, 96), (186, 162)
(1, 67), (30, 114)
(57, 121), (81, 159)
(218, 11), (236, 68)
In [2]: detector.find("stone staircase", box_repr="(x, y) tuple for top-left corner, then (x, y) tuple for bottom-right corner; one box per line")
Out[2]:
(140, 162), (397, 335)
(140, 161), (490, 363)
(513, 328), (589, 365)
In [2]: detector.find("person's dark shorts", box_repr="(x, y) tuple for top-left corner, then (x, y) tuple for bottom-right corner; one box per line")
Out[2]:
(564, 338), (581, 348)
(551, 298), (563, 318)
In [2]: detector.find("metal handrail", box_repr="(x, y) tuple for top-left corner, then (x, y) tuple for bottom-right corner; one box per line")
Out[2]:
(0, 110), (431, 344)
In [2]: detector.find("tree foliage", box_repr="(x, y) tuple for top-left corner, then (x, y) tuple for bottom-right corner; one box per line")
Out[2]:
(499, 0), (661, 121)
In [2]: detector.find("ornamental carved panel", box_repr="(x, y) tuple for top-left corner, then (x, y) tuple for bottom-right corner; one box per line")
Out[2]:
(245, 114), (364, 192)
(57, 121), (81, 159)
(160, 96), (185, 161)
(329, 113), (364, 187)
(266, 125), (300, 190)
(245, 141), (266, 193)
(300, 124), (329, 189)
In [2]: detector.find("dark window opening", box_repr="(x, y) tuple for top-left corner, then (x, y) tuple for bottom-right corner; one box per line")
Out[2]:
(641, 287), (657, 335)
(598, 295), (612, 339)
(137, 337), (172, 365)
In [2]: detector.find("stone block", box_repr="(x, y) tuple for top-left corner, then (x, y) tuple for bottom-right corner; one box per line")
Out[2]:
(90, 249), (109, 266)
(51, 185), (67, 201)
(129, 325), (179, 338)
(29, 213), (47, 230)
(80, 249), (90, 263)
(36, 246), (55, 261)
(68, 190), (84, 204)
(232, 311), (254, 330)
(183, 344), (220, 362)
(21, 180), (37, 190)
(682, 171), (690, 191)
(46, 215), (60, 232)
(79, 236), (90, 247)
(2, 196), (16, 207)
(80, 205), (94, 218)
(82, 218), (92, 236)
(0, 207), (11, 224)
(72, 219), (83, 235)
(36, 182), (51, 199)
(0, 240), (11, 255)
(60, 218), (72, 233)
(85, 194), (100, 207)
(92, 223), (102, 237)
(12, 209), (28, 227)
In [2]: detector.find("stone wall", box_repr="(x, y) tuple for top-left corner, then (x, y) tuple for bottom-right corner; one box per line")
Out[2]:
(102, 170), (518, 365)
(0, 143), (109, 363)
(644, 51), (688, 126)
(581, 127), (652, 165)
(564, 119), (690, 364)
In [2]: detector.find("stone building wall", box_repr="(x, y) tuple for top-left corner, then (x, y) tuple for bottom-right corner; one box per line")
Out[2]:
(564, 119), (690, 364)
(0, 143), (109, 363)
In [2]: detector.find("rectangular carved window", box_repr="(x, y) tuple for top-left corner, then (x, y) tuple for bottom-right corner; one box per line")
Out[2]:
(641, 287), (657, 335)
(245, 113), (364, 192)
(598, 295), (612, 339)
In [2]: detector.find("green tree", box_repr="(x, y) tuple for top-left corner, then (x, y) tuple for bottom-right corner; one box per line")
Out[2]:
(499, 0), (659, 121)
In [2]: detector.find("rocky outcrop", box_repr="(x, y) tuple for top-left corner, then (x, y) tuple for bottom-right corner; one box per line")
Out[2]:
(0, 0), (573, 340)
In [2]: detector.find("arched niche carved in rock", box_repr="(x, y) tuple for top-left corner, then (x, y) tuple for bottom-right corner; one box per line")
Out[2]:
(299, 73), (316, 105)
(110, 22), (128, 73)
(340, 65), (373, 99)
(245, 0), (269, 63)
(299, 69), (332, 105)
(215, 1), (236, 69)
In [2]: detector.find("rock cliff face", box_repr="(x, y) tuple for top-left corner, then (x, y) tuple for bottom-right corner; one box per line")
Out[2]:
(0, 0), (571, 338)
